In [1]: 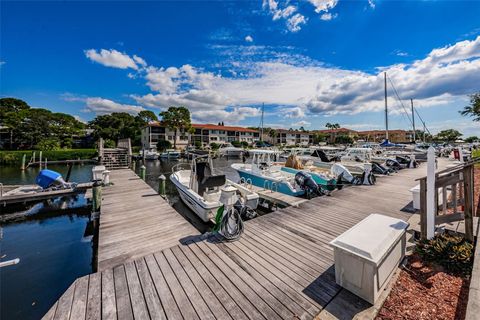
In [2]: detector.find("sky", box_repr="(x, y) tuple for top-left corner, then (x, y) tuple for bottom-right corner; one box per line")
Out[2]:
(1, 0), (480, 136)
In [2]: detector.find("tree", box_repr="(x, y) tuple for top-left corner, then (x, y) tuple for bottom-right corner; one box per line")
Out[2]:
(36, 138), (61, 151)
(268, 129), (277, 145)
(135, 110), (158, 125)
(465, 136), (479, 143)
(325, 122), (340, 130)
(89, 112), (140, 144)
(435, 129), (462, 142)
(0, 97), (85, 149)
(157, 139), (172, 152)
(460, 92), (480, 121)
(299, 126), (305, 132)
(187, 126), (196, 146)
(313, 132), (327, 144)
(159, 106), (191, 149)
(335, 135), (353, 144)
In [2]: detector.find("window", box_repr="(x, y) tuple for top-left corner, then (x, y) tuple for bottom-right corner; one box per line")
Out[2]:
(210, 137), (218, 141)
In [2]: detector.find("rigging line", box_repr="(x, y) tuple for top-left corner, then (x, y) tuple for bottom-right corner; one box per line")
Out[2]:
(386, 74), (414, 127)
(413, 106), (432, 135)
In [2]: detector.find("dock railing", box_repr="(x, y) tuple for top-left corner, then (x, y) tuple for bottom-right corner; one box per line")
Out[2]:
(117, 138), (132, 167)
(417, 158), (479, 241)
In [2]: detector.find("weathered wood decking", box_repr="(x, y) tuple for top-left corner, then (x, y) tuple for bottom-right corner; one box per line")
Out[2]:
(97, 169), (199, 271)
(44, 164), (430, 320)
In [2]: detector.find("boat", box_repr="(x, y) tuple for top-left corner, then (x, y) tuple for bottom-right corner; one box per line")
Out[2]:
(141, 148), (159, 160)
(160, 149), (181, 159)
(231, 150), (323, 197)
(218, 145), (244, 157)
(170, 155), (259, 223)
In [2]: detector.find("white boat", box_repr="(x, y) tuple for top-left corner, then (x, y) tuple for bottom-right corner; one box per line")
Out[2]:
(170, 155), (259, 222)
(219, 146), (244, 157)
(231, 150), (308, 196)
(160, 149), (181, 159)
(141, 148), (159, 160)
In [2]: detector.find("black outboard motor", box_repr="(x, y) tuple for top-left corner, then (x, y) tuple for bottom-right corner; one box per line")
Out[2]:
(395, 156), (411, 168)
(311, 150), (331, 162)
(295, 171), (324, 198)
(372, 161), (393, 175)
(385, 158), (402, 171)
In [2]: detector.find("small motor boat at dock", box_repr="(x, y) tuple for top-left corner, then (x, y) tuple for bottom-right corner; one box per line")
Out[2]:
(170, 155), (259, 223)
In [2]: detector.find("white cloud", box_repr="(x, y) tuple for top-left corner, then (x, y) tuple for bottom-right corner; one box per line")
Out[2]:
(83, 97), (144, 115)
(89, 36), (480, 125)
(286, 14), (307, 32)
(320, 13), (337, 21)
(291, 120), (311, 127)
(0, 60), (5, 67)
(368, 0), (376, 9)
(308, 0), (338, 13)
(245, 35), (254, 42)
(262, 0), (307, 32)
(85, 49), (145, 70)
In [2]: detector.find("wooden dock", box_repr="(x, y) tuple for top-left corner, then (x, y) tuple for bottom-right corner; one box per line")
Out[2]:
(97, 169), (199, 271)
(44, 163), (434, 320)
(250, 184), (308, 207)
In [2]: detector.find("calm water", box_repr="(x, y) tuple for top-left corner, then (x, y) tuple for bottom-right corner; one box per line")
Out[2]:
(0, 158), (244, 319)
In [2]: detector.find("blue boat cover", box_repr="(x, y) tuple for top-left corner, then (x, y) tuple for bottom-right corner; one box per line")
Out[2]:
(36, 169), (62, 189)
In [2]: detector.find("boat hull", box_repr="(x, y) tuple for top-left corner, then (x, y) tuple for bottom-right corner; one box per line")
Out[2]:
(280, 167), (337, 191)
(234, 168), (304, 197)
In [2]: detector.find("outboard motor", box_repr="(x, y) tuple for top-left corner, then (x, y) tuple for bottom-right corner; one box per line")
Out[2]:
(361, 163), (376, 185)
(330, 163), (362, 186)
(372, 161), (392, 175)
(385, 158), (402, 171)
(395, 156), (411, 168)
(36, 169), (73, 190)
(311, 150), (331, 162)
(409, 154), (418, 168)
(295, 171), (324, 198)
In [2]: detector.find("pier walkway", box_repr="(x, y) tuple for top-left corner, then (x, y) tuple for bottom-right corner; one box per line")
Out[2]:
(97, 169), (199, 271)
(44, 163), (434, 320)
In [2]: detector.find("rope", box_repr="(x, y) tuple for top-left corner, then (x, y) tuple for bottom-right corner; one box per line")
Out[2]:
(218, 207), (244, 241)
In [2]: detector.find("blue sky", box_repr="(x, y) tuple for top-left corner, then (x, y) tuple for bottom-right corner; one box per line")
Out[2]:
(1, 0), (480, 136)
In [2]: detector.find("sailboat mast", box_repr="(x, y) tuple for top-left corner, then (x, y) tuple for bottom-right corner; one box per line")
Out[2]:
(384, 72), (389, 141)
(260, 103), (264, 142)
(411, 99), (416, 142)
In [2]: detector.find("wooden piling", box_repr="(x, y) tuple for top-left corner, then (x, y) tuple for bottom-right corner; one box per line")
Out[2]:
(92, 181), (102, 213)
(158, 175), (166, 197)
(140, 165), (146, 181)
(21, 154), (26, 170)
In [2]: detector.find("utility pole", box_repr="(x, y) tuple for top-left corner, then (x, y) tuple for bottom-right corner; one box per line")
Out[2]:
(411, 99), (416, 142)
(384, 72), (389, 141)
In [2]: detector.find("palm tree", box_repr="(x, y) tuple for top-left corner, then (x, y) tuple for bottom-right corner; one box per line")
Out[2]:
(460, 92), (480, 121)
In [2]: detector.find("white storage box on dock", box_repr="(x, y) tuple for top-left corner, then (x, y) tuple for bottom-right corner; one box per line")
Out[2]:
(329, 214), (409, 304)
(410, 184), (420, 210)
(92, 165), (106, 181)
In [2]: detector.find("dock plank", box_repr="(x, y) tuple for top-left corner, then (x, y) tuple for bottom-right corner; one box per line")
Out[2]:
(48, 162), (447, 320)
(97, 169), (199, 271)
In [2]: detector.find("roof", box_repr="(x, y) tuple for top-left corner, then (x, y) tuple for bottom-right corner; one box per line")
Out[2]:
(315, 128), (357, 134)
(147, 121), (258, 133)
(357, 129), (410, 135)
(275, 129), (313, 135)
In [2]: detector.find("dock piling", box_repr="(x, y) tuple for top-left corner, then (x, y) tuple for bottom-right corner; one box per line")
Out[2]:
(140, 165), (146, 181)
(158, 175), (166, 197)
(92, 180), (102, 213)
(39, 151), (43, 168)
(21, 154), (26, 170)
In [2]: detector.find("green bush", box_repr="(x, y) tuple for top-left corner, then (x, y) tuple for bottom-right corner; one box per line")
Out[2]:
(231, 141), (242, 147)
(35, 138), (61, 151)
(0, 149), (97, 164)
(415, 233), (474, 274)
(210, 142), (219, 150)
(194, 141), (202, 149)
(240, 141), (249, 148)
(473, 149), (480, 159)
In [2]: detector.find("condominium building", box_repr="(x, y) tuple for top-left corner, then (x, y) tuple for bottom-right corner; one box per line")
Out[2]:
(275, 129), (314, 146)
(141, 122), (260, 150)
(356, 130), (414, 143)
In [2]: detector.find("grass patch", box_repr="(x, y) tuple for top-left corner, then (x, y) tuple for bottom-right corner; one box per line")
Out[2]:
(0, 149), (97, 165)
